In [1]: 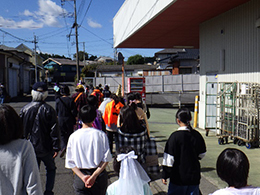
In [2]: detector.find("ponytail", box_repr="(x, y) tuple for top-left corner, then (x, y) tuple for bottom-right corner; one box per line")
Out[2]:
(186, 121), (193, 131)
(176, 107), (193, 131)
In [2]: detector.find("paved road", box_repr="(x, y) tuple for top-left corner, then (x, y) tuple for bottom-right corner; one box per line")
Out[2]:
(6, 84), (260, 194)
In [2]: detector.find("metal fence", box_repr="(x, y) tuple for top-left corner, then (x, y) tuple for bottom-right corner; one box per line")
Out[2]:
(83, 74), (199, 94)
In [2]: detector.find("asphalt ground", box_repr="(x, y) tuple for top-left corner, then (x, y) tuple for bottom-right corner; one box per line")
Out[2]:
(5, 85), (260, 194)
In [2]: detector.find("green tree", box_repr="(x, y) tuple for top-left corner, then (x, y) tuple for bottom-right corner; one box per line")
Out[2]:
(144, 57), (155, 64)
(73, 51), (98, 61)
(73, 51), (88, 62)
(81, 64), (98, 77)
(89, 55), (97, 61)
(39, 52), (71, 61)
(126, 54), (145, 65)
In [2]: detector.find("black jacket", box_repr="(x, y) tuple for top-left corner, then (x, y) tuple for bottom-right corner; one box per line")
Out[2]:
(20, 101), (60, 156)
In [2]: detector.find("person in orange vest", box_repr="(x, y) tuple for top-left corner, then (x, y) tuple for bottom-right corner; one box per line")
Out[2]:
(91, 86), (104, 107)
(103, 94), (124, 153)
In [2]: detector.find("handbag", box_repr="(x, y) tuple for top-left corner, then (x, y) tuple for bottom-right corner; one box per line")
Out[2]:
(145, 137), (160, 174)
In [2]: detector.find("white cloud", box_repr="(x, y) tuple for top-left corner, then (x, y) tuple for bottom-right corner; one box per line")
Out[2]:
(0, 16), (43, 29)
(23, 10), (34, 17)
(0, 0), (67, 29)
(87, 18), (102, 28)
(37, 0), (67, 27)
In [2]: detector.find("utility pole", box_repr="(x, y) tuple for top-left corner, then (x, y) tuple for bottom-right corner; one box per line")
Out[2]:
(62, 0), (80, 83)
(74, 0), (80, 83)
(118, 52), (125, 97)
(34, 35), (38, 82)
(83, 42), (86, 65)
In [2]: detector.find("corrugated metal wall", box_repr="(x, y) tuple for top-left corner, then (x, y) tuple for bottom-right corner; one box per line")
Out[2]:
(84, 74), (199, 94)
(199, 0), (260, 129)
(200, 0), (260, 79)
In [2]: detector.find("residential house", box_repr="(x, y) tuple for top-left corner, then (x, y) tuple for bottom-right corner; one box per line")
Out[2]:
(155, 49), (199, 74)
(113, 0), (257, 130)
(0, 45), (32, 97)
(43, 58), (85, 82)
(16, 43), (44, 82)
(95, 56), (114, 64)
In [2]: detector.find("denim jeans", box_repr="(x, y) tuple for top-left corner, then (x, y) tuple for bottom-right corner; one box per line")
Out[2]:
(168, 183), (200, 195)
(37, 152), (56, 195)
(0, 96), (4, 104)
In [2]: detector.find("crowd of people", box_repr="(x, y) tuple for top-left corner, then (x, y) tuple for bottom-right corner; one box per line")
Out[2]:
(0, 81), (260, 195)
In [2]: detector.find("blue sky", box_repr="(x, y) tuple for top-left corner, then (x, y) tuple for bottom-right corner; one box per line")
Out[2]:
(0, 0), (159, 60)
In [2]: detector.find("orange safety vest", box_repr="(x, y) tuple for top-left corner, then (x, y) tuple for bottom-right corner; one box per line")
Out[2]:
(103, 100), (124, 130)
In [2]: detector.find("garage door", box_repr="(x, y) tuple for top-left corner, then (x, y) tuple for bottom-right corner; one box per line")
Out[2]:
(8, 68), (18, 97)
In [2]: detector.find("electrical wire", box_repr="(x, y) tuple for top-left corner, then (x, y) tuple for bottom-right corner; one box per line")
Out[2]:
(0, 28), (33, 43)
(81, 25), (113, 46)
(37, 27), (68, 38)
(77, 0), (86, 19)
(61, 0), (72, 58)
(79, 0), (92, 27)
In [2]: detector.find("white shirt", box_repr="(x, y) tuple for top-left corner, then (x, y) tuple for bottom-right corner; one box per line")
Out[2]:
(99, 97), (112, 115)
(0, 139), (43, 195)
(210, 186), (260, 195)
(65, 127), (112, 169)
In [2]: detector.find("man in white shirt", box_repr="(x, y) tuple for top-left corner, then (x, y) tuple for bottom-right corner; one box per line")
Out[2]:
(98, 86), (112, 115)
(65, 105), (112, 195)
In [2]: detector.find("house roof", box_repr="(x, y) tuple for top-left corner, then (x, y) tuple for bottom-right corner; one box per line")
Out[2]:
(96, 64), (156, 72)
(96, 56), (114, 61)
(43, 58), (85, 66)
(172, 49), (199, 60)
(16, 44), (32, 52)
(0, 45), (23, 52)
(158, 49), (199, 63)
(0, 45), (32, 63)
(115, 0), (250, 48)
(155, 49), (185, 55)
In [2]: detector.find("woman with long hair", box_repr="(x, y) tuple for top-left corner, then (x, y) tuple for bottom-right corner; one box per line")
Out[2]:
(161, 107), (206, 195)
(0, 105), (43, 194)
(117, 105), (148, 165)
(126, 93), (150, 135)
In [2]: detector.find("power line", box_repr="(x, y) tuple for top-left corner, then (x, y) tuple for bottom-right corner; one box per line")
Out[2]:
(0, 28), (33, 43)
(77, 0), (86, 19)
(79, 0), (92, 27)
(61, 0), (72, 58)
(37, 27), (67, 38)
(38, 28), (68, 40)
(81, 25), (113, 46)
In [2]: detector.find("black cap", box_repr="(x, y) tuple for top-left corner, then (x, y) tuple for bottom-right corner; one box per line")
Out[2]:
(32, 82), (48, 92)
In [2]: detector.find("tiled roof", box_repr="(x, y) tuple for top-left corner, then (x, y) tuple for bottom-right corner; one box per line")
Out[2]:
(155, 48), (185, 55)
(171, 49), (199, 60)
(43, 58), (85, 66)
(0, 45), (23, 52)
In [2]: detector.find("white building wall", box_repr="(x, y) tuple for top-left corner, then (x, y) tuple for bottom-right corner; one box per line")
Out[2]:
(199, 0), (260, 129)
(113, 0), (176, 48)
